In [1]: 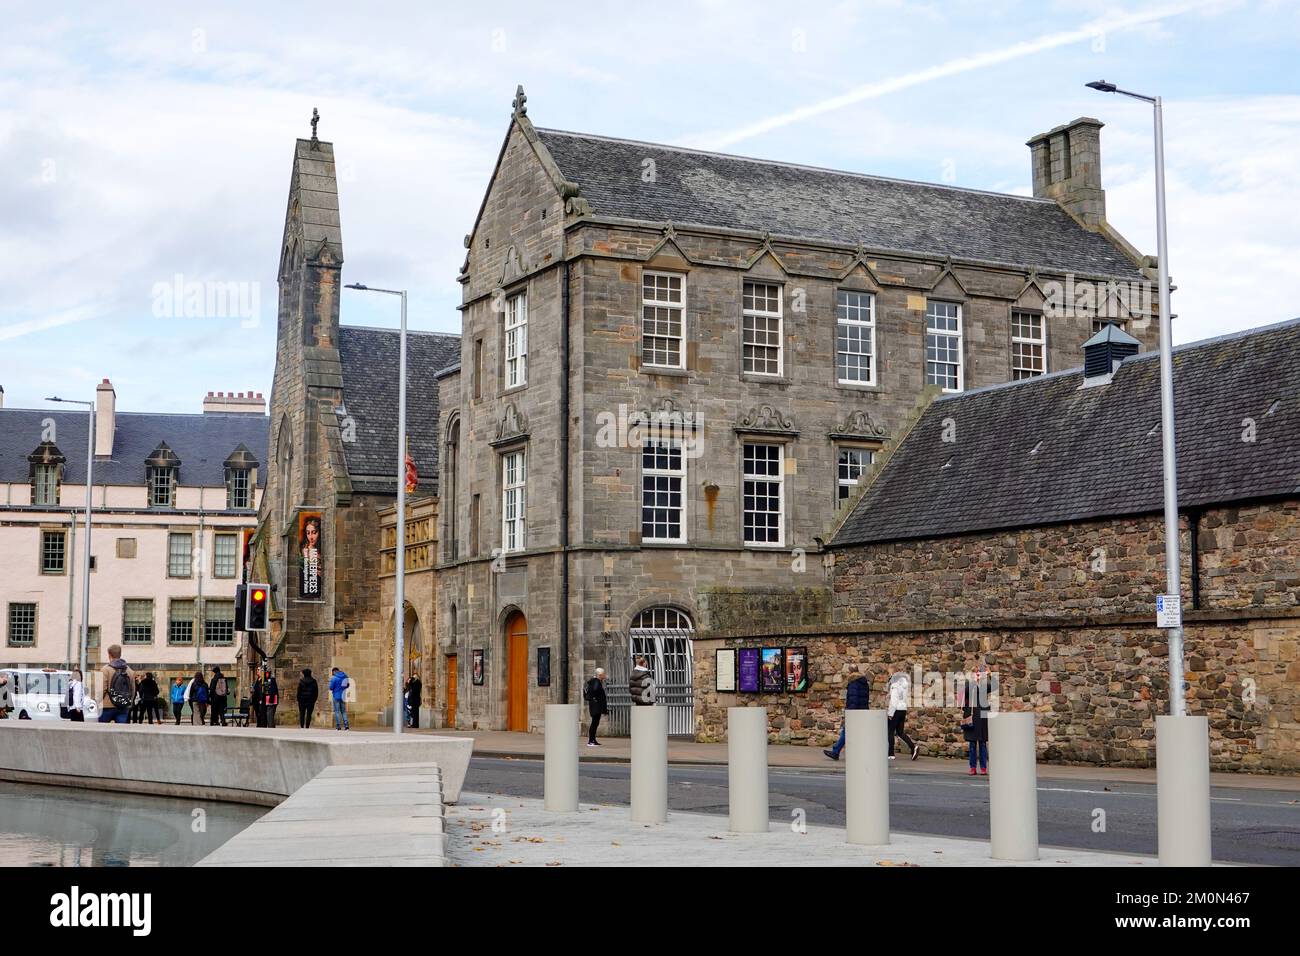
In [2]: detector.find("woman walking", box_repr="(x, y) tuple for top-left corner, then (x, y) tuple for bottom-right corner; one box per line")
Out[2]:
(187, 671), (209, 725)
(886, 671), (919, 760)
(960, 662), (992, 775)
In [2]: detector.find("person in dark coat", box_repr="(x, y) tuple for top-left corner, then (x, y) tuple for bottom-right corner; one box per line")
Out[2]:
(250, 671), (266, 728)
(583, 667), (609, 746)
(263, 671), (280, 728)
(960, 662), (993, 775)
(628, 656), (656, 706)
(824, 671), (871, 761)
(135, 672), (159, 724)
(406, 675), (422, 728)
(297, 668), (319, 728)
(208, 666), (229, 726)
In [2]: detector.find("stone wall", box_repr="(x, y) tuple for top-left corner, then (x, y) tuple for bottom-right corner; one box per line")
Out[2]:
(693, 610), (1300, 772)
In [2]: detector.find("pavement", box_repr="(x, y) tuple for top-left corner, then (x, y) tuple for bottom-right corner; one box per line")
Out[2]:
(420, 727), (1300, 793)
(446, 791), (1160, 867)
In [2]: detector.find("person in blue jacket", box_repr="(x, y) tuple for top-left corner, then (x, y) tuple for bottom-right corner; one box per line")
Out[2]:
(823, 671), (872, 761)
(329, 667), (350, 731)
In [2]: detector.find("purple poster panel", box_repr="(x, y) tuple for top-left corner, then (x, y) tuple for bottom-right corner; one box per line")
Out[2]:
(737, 648), (761, 693)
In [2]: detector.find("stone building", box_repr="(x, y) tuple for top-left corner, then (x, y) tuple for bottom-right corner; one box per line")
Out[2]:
(251, 130), (458, 725)
(0, 380), (265, 700)
(434, 88), (1157, 734)
(695, 318), (1300, 771)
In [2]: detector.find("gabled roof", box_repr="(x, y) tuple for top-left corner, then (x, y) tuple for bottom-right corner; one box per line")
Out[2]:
(337, 325), (461, 491)
(0, 409), (269, 488)
(832, 318), (1300, 548)
(536, 128), (1145, 280)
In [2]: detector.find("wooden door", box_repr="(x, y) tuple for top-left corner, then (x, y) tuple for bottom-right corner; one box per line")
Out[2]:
(506, 613), (528, 731)
(445, 655), (457, 728)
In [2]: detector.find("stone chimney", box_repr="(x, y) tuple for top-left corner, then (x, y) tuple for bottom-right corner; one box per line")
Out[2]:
(95, 378), (116, 457)
(1028, 117), (1106, 230)
(0, 384), (5, 409)
(202, 390), (267, 415)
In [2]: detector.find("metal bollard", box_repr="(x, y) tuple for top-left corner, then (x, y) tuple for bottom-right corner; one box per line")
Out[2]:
(1156, 715), (1212, 866)
(631, 705), (668, 823)
(846, 709), (890, 845)
(543, 703), (579, 812)
(988, 711), (1039, 861)
(728, 706), (769, 833)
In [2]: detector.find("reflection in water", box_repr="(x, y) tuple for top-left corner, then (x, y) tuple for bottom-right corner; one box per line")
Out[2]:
(0, 781), (266, 867)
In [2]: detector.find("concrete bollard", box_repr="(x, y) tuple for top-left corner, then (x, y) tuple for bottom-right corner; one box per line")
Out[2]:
(988, 711), (1038, 861)
(1156, 715), (1212, 866)
(728, 706), (769, 833)
(543, 703), (579, 812)
(845, 709), (890, 845)
(631, 705), (668, 823)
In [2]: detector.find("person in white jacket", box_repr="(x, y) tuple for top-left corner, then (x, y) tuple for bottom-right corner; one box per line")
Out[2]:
(67, 669), (86, 722)
(886, 671), (919, 760)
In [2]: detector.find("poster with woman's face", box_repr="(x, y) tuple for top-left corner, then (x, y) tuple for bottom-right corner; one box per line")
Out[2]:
(760, 647), (783, 693)
(472, 649), (484, 686)
(298, 512), (323, 600)
(784, 647), (809, 693)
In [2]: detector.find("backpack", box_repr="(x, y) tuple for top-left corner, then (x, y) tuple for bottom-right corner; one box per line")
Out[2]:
(196, 682), (209, 703)
(215, 677), (228, 697)
(582, 680), (591, 702)
(108, 668), (133, 708)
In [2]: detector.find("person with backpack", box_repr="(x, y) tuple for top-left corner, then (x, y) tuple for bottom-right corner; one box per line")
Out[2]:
(186, 670), (209, 725)
(583, 667), (608, 746)
(296, 668), (319, 728)
(329, 667), (350, 730)
(170, 676), (186, 724)
(628, 656), (656, 706)
(65, 669), (86, 722)
(209, 666), (229, 726)
(823, 669), (871, 761)
(98, 644), (136, 724)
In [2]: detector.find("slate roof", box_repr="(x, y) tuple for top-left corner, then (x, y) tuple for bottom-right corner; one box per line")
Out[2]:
(832, 318), (1300, 548)
(536, 128), (1144, 280)
(337, 325), (461, 492)
(0, 408), (269, 489)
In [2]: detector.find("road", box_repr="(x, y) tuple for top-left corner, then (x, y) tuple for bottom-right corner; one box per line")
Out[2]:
(464, 756), (1300, 865)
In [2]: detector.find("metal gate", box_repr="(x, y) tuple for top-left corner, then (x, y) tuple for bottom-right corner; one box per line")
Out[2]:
(604, 627), (695, 737)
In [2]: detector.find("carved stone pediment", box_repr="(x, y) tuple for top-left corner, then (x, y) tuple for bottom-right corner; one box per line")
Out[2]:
(735, 404), (797, 436)
(630, 396), (700, 432)
(491, 403), (530, 447)
(829, 409), (888, 441)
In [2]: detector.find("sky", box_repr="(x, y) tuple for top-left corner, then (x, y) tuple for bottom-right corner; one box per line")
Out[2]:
(2, 0), (1297, 413)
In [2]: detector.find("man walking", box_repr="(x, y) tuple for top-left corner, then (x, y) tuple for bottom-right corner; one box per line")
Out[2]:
(583, 667), (608, 746)
(209, 666), (229, 726)
(823, 670), (871, 761)
(263, 670), (280, 728)
(98, 644), (135, 724)
(297, 668), (319, 728)
(629, 656), (656, 706)
(329, 667), (350, 730)
(407, 673), (422, 728)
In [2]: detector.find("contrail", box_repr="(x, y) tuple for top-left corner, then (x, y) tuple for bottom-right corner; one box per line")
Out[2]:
(691, 1), (1221, 150)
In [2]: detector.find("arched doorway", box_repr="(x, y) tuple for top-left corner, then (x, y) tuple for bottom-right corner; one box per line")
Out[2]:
(505, 611), (529, 731)
(404, 605), (423, 679)
(627, 607), (695, 736)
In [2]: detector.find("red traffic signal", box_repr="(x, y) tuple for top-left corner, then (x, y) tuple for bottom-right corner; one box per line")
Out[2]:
(244, 582), (270, 631)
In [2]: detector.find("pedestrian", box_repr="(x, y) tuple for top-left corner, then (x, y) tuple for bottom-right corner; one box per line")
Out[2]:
(209, 666), (229, 726)
(136, 672), (160, 725)
(886, 670), (919, 760)
(960, 661), (992, 776)
(583, 667), (608, 746)
(628, 655), (656, 706)
(329, 667), (350, 730)
(263, 670), (280, 728)
(296, 668), (319, 728)
(0, 672), (10, 719)
(170, 676), (186, 724)
(97, 644), (135, 724)
(250, 670), (265, 727)
(407, 673), (422, 728)
(823, 670), (871, 761)
(187, 670), (209, 725)
(66, 669), (86, 722)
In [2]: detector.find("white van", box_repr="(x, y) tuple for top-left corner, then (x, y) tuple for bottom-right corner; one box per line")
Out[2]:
(0, 668), (96, 720)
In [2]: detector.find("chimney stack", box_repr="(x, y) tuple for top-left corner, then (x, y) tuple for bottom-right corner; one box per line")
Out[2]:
(202, 390), (267, 415)
(1027, 117), (1106, 230)
(95, 378), (116, 457)
(0, 384), (5, 409)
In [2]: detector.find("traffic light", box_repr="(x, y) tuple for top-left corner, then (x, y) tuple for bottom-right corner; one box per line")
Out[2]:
(244, 583), (270, 631)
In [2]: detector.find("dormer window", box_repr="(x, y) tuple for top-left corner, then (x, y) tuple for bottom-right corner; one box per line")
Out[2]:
(145, 442), (181, 509)
(28, 442), (65, 506)
(223, 444), (259, 511)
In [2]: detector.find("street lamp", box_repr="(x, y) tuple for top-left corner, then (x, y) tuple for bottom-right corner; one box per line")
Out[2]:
(1088, 80), (1209, 867)
(345, 282), (408, 736)
(46, 396), (94, 680)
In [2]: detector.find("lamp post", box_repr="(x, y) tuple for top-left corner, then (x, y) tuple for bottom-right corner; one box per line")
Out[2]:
(1088, 80), (1210, 867)
(345, 282), (408, 736)
(46, 396), (95, 680)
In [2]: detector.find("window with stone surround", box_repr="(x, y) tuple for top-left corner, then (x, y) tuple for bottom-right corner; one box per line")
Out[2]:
(148, 465), (176, 508)
(501, 449), (526, 553)
(227, 468), (252, 510)
(742, 281), (783, 376)
(505, 292), (528, 389)
(7, 603), (36, 647)
(168, 598), (195, 645)
(213, 533), (238, 578)
(168, 532), (193, 578)
(925, 300), (963, 392)
(122, 599), (154, 645)
(204, 599), (235, 645)
(641, 437), (685, 543)
(41, 529), (66, 575)
(742, 442), (784, 546)
(1011, 310), (1046, 379)
(836, 445), (875, 505)
(642, 271), (685, 369)
(33, 464), (59, 506)
(836, 290), (876, 385)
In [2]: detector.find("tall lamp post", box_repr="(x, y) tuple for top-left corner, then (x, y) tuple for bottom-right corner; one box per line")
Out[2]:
(345, 282), (408, 736)
(46, 396), (95, 680)
(1087, 80), (1209, 866)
